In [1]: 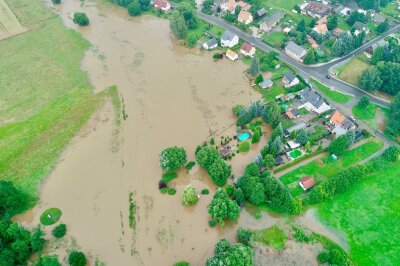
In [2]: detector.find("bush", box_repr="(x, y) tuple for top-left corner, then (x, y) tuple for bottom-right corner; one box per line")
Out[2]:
(382, 146), (400, 162)
(127, 1), (142, 16)
(317, 251), (330, 263)
(225, 184), (234, 196)
(40, 208), (62, 226)
(208, 220), (217, 227)
(161, 172), (177, 183)
(358, 96), (370, 108)
(173, 261), (189, 266)
(52, 224), (67, 238)
(185, 161), (196, 170)
(160, 187), (168, 194)
(73, 12), (89, 26)
(168, 188), (176, 195)
(68, 251), (86, 266)
(254, 211), (262, 219)
(51, 0), (61, 4)
(201, 189), (209, 195)
(238, 141), (250, 152)
(237, 227), (253, 245)
(182, 185), (198, 206)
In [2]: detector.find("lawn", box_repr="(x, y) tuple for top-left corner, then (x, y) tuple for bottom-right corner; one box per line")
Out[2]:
(261, 0), (312, 23)
(263, 32), (287, 48)
(352, 103), (389, 130)
(5, 0), (54, 26)
(261, 85), (285, 101)
(317, 161), (400, 265)
(280, 140), (383, 197)
(311, 79), (353, 104)
(0, 1), (117, 206)
(381, 2), (400, 20)
(0, 0), (24, 33)
(336, 54), (371, 87)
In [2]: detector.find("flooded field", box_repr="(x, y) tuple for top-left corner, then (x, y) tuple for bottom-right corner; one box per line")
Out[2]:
(15, 1), (347, 265)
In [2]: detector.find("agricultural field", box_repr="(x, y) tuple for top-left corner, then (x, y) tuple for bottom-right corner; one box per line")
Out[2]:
(318, 161), (400, 265)
(280, 140), (383, 197)
(0, 0), (25, 39)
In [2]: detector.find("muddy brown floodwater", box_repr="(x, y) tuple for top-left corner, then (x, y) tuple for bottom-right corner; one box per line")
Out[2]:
(15, 1), (347, 265)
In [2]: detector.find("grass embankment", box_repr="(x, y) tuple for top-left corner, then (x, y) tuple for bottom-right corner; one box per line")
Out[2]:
(352, 102), (389, 131)
(311, 79), (353, 104)
(318, 161), (400, 265)
(280, 140), (383, 197)
(0, 1), (119, 208)
(336, 54), (370, 87)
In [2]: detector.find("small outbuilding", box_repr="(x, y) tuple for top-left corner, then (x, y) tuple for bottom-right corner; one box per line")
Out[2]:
(259, 79), (273, 89)
(299, 176), (316, 191)
(226, 49), (238, 61)
(203, 38), (218, 50)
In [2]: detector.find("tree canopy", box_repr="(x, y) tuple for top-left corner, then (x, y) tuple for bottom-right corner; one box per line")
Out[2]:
(208, 188), (240, 225)
(160, 146), (187, 172)
(206, 239), (254, 266)
(73, 12), (89, 26)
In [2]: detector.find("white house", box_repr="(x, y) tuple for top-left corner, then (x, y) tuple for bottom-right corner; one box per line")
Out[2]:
(220, 30), (239, 48)
(238, 11), (253, 25)
(285, 41), (307, 62)
(297, 88), (331, 114)
(203, 38), (218, 50)
(282, 72), (300, 88)
(226, 49), (238, 61)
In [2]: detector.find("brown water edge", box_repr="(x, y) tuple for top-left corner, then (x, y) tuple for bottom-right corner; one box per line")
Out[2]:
(14, 1), (348, 265)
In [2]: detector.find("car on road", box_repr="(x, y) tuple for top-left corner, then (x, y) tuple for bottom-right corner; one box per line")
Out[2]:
(326, 74), (331, 79)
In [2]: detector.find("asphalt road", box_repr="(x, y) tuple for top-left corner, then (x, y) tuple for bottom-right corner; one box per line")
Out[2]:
(197, 11), (400, 108)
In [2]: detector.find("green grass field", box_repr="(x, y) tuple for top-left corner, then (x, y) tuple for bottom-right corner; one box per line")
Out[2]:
(5, 0), (54, 26)
(264, 32), (287, 48)
(0, 1), (117, 206)
(352, 103), (389, 130)
(311, 79), (353, 104)
(280, 140), (383, 197)
(261, 0), (312, 23)
(337, 54), (371, 87)
(318, 161), (400, 265)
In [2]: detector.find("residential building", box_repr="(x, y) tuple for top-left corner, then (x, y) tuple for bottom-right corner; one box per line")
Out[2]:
(256, 8), (267, 19)
(282, 71), (300, 88)
(153, 0), (171, 11)
(283, 27), (292, 34)
(238, 10), (253, 25)
(353, 21), (369, 36)
(259, 79), (273, 89)
(226, 49), (238, 61)
(373, 13), (386, 23)
(299, 176), (316, 190)
(219, 145), (231, 158)
(220, 31), (239, 47)
(297, 88), (331, 114)
(283, 122), (307, 137)
(203, 38), (218, 50)
(364, 40), (387, 58)
(313, 16), (328, 34)
(285, 41), (307, 62)
(339, 7), (352, 16)
(220, 0), (251, 13)
(330, 110), (355, 135)
(259, 11), (285, 32)
(236, 0), (251, 11)
(240, 42), (256, 57)
(275, 155), (284, 166)
(302, 2), (332, 18)
(286, 108), (300, 119)
(307, 35), (319, 48)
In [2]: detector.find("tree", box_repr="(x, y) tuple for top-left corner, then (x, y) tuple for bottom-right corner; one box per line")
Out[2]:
(382, 146), (400, 162)
(305, 141), (311, 152)
(177, 3), (199, 29)
(208, 160), (231, 186)
(309, 18), (317, 28)
(208, 188), (240, 225)
(371, 46), (384, 65)
(376, 62), (400, 95)
(215, 239), (231, 254)
(359, 67), (383, 91)
(303, 49), (316, 65)
(328, 135), (350, 155)
(293, 4), (301, 13)
(72, 12), (89, 26)
(264, 154), (275, 168)
(251, 126), (262, 144)
(51, 0), (61, 4)
(346, 11), (368, 26)
(296, 19), (306, 32)
(36, 255), (61, 266)
(139, 0), (150, 10)
(173, 261), (189, 266)
(238, 141), (250, 153)
(346, 129), (356, 146)
(196, 146), (219, 168)
(113, 0), (134, 7)
(182, 185), (198, 206)
(295, 129), (308, 145)
(237, 227), (253, 245)
(232, 187), (245, 206)
(232, 104), (246, 117)
(0, 181), (28, 217)
(358, 96), (370, 108)
(377, 20), (389, 33)
(30, 226), (45, 252)
(255, 74), (263, 84)
(52, 224), (67, 238)
(170, 12), (188, 39)
(68, 251), (86, 266)
(388, 93), (400, 132)
(333, 33), (355, 57)
(237, 175), (265, 205)
(206, 240), (254, 266)
(268, 136), (282, 156)
(295, 32), (307, 45)
(160, 146), (187, 172)
(247, 56), (259, 77)
(127, 1), (142, 16)
(327, 15), (338, 30)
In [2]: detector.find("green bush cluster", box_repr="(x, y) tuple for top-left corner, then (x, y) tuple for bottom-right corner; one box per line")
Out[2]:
(196, 146), (231, 186)
(52, 224), (67, 238)
(73, 13), (89, 26)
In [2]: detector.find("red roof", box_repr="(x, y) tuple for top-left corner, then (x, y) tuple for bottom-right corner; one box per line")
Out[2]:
(154, 0), (169, 9)
(241, 42), (254, 53)
(300, 176), (316, 190)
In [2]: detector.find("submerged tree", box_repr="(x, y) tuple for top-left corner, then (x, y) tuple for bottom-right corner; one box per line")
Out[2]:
(247, 56), (259, 77)
(72, 12), (89, 26)
(182, 185), (199, 206)
(159, 146), (187, 172)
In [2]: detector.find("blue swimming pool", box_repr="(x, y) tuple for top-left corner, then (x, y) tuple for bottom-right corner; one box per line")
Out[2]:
(237, 131), (251, 141)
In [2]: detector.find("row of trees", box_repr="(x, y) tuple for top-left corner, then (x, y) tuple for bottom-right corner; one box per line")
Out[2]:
(327, 129), (355, 156)
(304, 149), (397, 205)
(233, 101), (282, 129)
(196, 146), (232, 186)
(332, 32), (366, 57)
(387, 93), (400, 136)
(170, 3), (199, 45)
(359, 61), (400, 96)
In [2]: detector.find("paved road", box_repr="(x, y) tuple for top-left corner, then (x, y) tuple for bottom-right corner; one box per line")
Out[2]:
(197, 12), (400, 108)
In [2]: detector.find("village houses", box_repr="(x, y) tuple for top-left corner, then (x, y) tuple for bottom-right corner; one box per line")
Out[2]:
(285, 41), (307, 62)
(220, 31), (239, 47)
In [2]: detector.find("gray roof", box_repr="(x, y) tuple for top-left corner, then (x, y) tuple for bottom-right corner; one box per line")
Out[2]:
(374, 13), (386, 23)
(205, 38), (218, 47)
(261, 11), (285, 27)
(283, 72), (297, 83)
(298, 88), (325, 109)
(342, 118), (354, 130)
(259, 79), (273, 88)
(353, 21), (367, 30)
(221, 31), (236, 42)
(286, 122), (307, 133)
(286, 41), (307, 57)
(256, 8), (267, 17)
